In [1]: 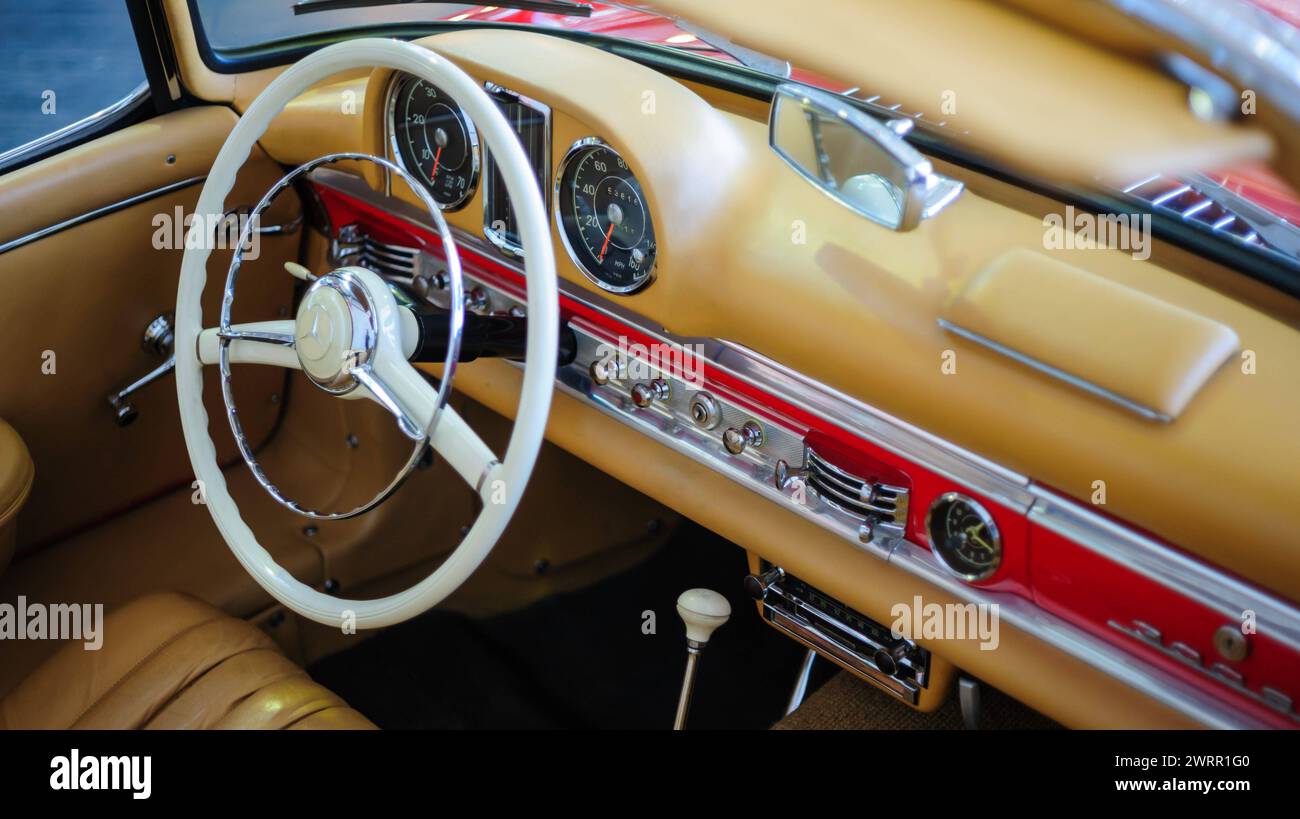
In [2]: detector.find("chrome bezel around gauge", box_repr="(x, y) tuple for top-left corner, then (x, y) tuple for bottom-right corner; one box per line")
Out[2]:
(925, 492), (1003, 582)
(554, 136), (656, 295)
(481, 82), (551, 258)
(385, 72), (480, 212)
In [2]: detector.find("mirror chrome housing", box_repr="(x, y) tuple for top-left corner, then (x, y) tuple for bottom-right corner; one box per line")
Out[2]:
(769, 83), (963, 231)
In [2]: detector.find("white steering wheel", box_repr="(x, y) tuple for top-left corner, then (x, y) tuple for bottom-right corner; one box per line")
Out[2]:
(175, 39), (558, 629)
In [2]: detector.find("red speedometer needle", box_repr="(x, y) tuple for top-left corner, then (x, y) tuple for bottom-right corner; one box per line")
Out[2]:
(431, 145), (443, 179)
(597, 222), (615, 262)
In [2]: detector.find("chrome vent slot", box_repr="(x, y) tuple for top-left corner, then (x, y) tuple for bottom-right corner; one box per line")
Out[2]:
(330, 223), (423, 284)
(1124, 174), (1263, 246)
(804, 446), (908, 540)
(1122, 173), (1300, 261)
(359, 235), (419, 279)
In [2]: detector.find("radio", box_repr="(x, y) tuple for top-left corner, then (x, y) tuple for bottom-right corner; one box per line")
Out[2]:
(746, 565), (930, 705)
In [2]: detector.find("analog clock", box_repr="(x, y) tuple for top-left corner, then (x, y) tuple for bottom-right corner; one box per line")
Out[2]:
(925, 493), (1002, 581)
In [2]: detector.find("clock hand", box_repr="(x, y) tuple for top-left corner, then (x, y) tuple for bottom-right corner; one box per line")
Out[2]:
(964, 525), (993, 552)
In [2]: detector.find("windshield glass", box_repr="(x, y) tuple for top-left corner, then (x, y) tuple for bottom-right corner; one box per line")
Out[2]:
(197, 2), (753, 70)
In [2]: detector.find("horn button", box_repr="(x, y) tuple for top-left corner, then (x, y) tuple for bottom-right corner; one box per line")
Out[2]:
(294, 271), (377, 393)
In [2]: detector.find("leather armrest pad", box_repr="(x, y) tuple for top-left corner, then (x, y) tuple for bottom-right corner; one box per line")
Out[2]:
(940, 249), (1239, 420)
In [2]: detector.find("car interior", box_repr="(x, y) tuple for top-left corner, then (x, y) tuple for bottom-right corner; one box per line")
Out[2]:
(1, 0), (1298, 732)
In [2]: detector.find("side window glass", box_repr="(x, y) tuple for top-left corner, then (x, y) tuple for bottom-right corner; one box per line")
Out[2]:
(0, 3), (146, 156)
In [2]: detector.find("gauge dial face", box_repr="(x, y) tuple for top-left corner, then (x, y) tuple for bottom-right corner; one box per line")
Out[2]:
(926, 493), (1002, 581)
(390, 74), (478, 210)
(557, 140), (656, 293)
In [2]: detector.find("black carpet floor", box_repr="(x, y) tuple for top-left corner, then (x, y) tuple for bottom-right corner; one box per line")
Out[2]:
(310, 523), (812, 729)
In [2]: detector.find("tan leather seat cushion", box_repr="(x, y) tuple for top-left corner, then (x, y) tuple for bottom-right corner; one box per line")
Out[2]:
(0, 418), (34, 575)
(0, 592), (374, 729)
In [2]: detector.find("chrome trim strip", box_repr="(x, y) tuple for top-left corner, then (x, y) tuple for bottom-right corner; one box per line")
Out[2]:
(0, 81), (150, 171)
(938, 318), (1172, 423)
(0, 175), (206, 256)
(308, 169), (1300, 726)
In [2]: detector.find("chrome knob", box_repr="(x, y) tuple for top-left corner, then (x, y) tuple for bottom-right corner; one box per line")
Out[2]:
(589, 357), (617, 386)
(465, 286), (489, 312)
(873, 641), (917, 677)
(723, 421), (764, 455)
(141, 313), (175, 356)
(743, 566), (784, 601)
(110, 399), (139, 428)
(631, 379), (670, 408)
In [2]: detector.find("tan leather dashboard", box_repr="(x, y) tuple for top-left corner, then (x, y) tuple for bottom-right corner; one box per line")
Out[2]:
(244, 29), (1300, 606)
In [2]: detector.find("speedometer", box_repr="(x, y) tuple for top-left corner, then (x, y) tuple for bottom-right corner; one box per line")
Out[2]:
(556, 138), (656, 293)
(388, 73), (479, 210)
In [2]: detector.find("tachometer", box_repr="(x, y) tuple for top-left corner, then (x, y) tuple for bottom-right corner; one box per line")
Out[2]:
(556, 138), (656, 293)
(388, 73), (479, 210)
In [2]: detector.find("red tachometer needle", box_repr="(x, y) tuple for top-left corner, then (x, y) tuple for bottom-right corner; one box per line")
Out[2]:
(431, 145), (443, 179)
(597, 222), (615, 262)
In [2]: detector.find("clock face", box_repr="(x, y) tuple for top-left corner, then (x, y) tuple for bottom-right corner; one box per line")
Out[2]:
(926, 493), (1002, 581)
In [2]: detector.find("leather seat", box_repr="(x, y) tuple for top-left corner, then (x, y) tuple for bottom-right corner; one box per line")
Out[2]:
(0, 592), (374, 729)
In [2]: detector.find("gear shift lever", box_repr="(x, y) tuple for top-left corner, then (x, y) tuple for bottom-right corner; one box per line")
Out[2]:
(672, 588), (731, 730)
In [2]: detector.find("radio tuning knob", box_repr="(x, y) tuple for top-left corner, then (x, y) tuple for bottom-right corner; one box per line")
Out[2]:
(873, 641), (917, 676)
(743, 566), (784, 601)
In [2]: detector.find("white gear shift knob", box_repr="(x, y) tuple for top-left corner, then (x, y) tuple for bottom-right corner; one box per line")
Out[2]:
(672, 588), (731, 730)
(676, 588), (732, 646)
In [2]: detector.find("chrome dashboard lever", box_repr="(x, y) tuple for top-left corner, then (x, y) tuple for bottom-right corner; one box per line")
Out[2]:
(108, 356), (176, 427)
(107, 313), (176, 427)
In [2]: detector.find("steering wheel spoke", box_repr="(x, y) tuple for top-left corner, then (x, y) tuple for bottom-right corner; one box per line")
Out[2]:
(363, 355), (500, 491)
(351, 366), (424, 441)
(197, 321), (299, 368)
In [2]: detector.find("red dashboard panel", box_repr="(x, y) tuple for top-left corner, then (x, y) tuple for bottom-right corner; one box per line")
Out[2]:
(1032, 526), (1300, 728)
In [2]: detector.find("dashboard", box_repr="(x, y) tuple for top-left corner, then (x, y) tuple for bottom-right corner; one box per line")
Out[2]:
(254, 27), (1300, 728)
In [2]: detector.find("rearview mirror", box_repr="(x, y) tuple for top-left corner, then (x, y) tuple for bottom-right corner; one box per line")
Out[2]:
(769, 83), (963, 231)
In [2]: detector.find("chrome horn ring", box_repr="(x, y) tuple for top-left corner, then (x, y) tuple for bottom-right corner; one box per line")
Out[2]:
(219, 151), (465, 520)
